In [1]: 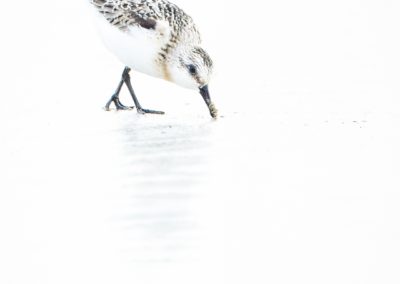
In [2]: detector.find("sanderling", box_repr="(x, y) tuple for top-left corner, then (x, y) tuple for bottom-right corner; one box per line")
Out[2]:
(90, 0), (218, 118)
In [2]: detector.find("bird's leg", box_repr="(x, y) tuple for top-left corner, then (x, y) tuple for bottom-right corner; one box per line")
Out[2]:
(105, 67), (134, 111)
(122, 68), (165, 115)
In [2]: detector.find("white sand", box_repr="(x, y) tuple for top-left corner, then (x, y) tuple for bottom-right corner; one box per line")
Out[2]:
(1, 1), (400, 283)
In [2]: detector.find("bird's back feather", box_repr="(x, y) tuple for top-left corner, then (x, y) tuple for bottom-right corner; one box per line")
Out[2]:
(90, 0), (201, 45)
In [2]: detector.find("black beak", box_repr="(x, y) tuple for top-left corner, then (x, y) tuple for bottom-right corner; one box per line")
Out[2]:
(200, 85), (211, 105)
(199, 85), (218, 118)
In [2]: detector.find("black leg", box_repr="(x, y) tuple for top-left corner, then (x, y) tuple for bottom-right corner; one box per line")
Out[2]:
(105, 67), (134, 111)
(122, 68), (165, 115)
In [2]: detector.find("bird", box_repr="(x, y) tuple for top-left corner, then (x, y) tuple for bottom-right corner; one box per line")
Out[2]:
(89, 0), (218, 118)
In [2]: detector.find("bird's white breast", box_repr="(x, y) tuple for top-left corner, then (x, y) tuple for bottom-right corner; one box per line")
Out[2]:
(93, 13), (167, 79)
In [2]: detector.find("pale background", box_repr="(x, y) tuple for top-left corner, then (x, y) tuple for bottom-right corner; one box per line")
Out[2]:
(1, 0), (400, 283)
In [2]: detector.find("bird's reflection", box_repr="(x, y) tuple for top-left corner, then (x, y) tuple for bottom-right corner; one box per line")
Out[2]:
(112, 116), (213, 263)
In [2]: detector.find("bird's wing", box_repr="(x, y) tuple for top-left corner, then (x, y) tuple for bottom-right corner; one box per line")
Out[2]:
(91, 0), (166, 32)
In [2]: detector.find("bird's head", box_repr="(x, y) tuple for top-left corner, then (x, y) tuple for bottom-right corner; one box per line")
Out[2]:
(167, 46), (217, 118)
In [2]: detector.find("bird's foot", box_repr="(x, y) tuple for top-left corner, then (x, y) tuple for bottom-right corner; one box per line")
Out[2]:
(115, 101), (134, 111)
(105, 96), (134, 111)
(137, 108), (165, 115)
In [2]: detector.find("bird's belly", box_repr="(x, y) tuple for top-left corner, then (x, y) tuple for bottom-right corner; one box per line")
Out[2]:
(94, 15), (164, 79)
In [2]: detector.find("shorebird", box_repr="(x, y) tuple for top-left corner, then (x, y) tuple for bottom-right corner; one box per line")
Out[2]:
(90, 0), (218, 118)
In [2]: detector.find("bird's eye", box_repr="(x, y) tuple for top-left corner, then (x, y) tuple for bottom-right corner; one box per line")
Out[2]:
(188, 64), (197, 75)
